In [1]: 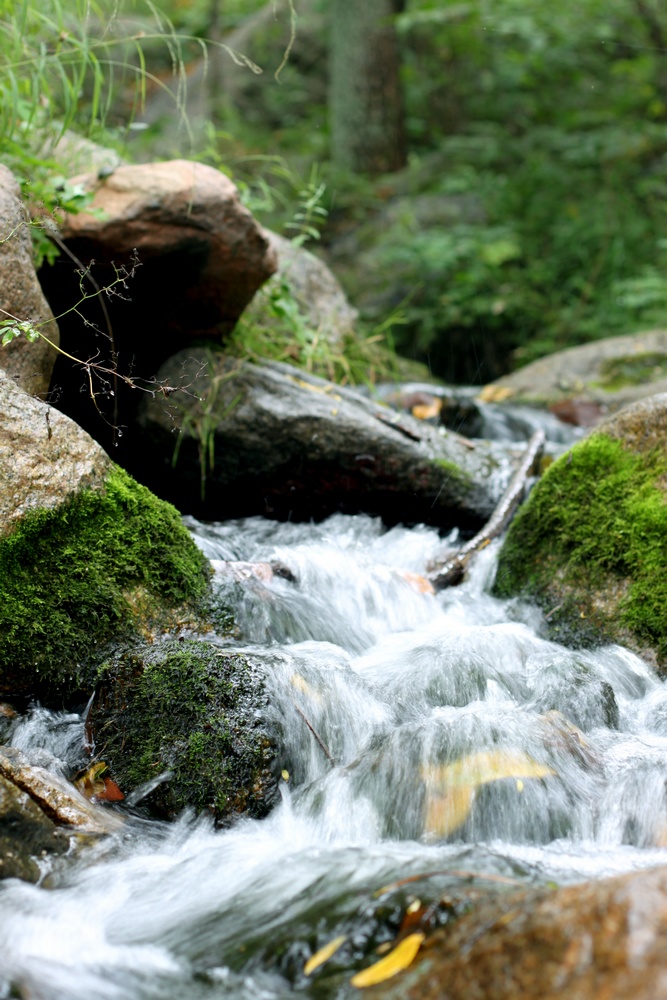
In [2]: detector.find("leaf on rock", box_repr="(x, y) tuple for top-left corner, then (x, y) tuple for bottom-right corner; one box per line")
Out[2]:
(350, 931), (425, 988)
(412, 400), (441, 421)
(290, 673), (323, 704)
(422, 750), (555, 837)
(304, 934), (347, 976)
(74, 762), (124, 802)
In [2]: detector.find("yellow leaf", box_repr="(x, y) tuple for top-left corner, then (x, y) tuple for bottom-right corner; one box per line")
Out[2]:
(421, 751), (556, 838)
(290, 673), (323, 705)
(412, 400), (441, 421)
(74, 761), (108, 799)
(304, 935), (347, 976)
(476, 384), (515, 403)
(424, 785), (475, 839)
(421, 750), (555, 791)
(281, 769), (290, 782)
(350, 932), (425, 988)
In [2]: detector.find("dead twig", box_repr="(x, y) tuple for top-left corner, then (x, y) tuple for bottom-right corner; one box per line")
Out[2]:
(429, 429), (546, 590)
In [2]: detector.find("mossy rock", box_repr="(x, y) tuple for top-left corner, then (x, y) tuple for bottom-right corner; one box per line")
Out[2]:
(0, 465), (211, 699)
(90, 640), (276, 822)
(494, 394), (667, 670)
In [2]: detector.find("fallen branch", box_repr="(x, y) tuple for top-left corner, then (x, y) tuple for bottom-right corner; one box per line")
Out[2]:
(292, 701), (336, 767)
(429, 429), (546, 590)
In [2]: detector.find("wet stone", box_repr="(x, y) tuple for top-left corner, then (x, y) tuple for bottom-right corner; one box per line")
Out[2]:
(0, 774), (67, 882)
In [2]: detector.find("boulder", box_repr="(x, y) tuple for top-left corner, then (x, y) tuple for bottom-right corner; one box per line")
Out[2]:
(239, 229), (358, 351)
(0, 368), (111, 537)
(0, 165), (59, 397)
(0, 774), (67, 883)
(88, 639), (276, 823)
(484, 329), (667, 417)
(135, 350), (516, 526)
(494, 394), (667, 670)
(55, 159), (277, 336)
(372, 864), (667, 1000)
(0, 371), (211, 699)
(39, 159), (277, 450)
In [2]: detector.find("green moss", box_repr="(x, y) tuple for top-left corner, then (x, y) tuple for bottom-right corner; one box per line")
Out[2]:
(93, 640), (275, 821)
(0, 466), (211, 695)
(432, 457), (474, 493)
(494, 434), (667, 659)
(593, 353), (667, 392)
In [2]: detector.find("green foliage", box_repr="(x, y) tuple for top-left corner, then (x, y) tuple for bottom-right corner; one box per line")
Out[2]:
(331, 0), (667, 381)
(494, 435), (667, 660)
(227, 277), (402, 386)
(0, 466), (211, 695)
(94, 640), (275, 820)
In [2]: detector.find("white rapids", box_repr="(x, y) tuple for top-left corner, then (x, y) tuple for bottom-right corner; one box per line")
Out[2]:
(2, 512), (667, 999)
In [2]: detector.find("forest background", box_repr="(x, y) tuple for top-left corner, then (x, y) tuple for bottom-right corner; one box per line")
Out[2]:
(3, 0), (667, 385)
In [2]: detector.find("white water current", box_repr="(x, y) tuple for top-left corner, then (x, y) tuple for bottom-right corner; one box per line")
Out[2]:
(3, 512), (667, 998)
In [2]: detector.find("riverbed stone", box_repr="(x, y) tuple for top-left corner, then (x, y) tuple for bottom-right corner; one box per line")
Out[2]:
(239, 229), (358, 351)
(0, 747), (122, 835)
(0, 370), (211, 699)
(482, 328), (667, 417)
(0, 774), (67, 882)
(135, 350), (516, 526)
(494, 393), (667, 669)
(370, 864), (667, 1000)
(0, 165), (59, 397)
(89, 639), (276, 823)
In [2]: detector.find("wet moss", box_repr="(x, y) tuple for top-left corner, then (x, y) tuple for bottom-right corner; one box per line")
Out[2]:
(494, 434), (667, 663)
(0, 466), (211, 697)
(92, 640), (276, 821)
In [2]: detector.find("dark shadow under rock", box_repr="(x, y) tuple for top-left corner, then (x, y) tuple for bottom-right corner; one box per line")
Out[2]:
(134, 351), (516, 527)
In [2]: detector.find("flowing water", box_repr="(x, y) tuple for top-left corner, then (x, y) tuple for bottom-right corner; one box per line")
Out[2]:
(3, 504), (667, 998)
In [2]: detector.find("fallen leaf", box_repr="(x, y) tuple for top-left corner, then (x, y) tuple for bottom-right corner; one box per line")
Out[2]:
(476, 384), (515, 403)
(399, 571), (435, 595)
(98, 778), (125, 802)
(424, 785), (475, 839)
(304, 934), (347, 976)
(350, 931), (425, 988)
(422, 750), (555, 838)
(281, 769), (290, 781)
(412, 399), (441, 421)
(290, 673), (323, 705)
(75, 762), (124, 802)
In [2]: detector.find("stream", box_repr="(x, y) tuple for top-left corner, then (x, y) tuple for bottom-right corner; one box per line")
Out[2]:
(3, 409), (667, 998)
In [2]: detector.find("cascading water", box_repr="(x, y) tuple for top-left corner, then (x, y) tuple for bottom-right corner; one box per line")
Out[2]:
(2, 508), (667, 999)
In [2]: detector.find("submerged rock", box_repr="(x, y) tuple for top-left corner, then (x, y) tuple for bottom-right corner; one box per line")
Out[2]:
(373, 864), (667, 1000)
(89, 640), (276, 823)
(0, 371), (211, 699)
(494, 394), (667, 670)
(137, 351), (515, 527)
(0, 774), (67, 883)
(0, 165), (59, 397)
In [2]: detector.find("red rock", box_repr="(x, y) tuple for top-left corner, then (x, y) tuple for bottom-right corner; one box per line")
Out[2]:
(59, 160), (277, 336)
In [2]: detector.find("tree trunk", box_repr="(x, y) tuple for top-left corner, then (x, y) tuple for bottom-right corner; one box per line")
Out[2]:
(329, 0), (407, 174)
